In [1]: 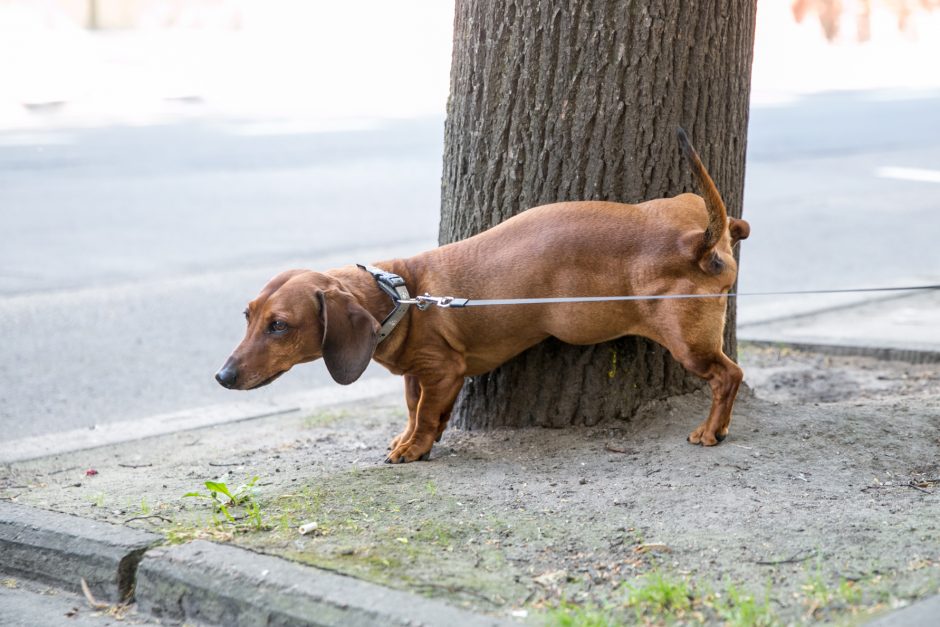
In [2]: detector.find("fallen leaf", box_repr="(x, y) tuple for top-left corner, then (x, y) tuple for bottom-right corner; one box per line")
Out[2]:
(634, 543), (671, 554)
(534, 569), (567, 587)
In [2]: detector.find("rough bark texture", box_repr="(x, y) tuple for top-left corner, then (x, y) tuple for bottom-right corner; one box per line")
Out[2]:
(440, 0), (756, 429)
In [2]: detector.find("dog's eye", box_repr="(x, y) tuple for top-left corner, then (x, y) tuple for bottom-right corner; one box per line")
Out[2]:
(243, 309), (249, 322)
(268, 320), (288, 334)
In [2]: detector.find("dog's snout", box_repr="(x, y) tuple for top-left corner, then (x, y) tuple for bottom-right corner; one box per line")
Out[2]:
(215, 361), (238, 389)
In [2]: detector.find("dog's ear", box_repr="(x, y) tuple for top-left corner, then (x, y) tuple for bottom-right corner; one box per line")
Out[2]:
(729, 218), (750, 244)
(316, 290), (380, 385)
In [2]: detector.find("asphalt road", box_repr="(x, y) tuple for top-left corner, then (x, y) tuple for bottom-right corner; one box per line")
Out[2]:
(0, 119), (441, 442)
(741, 90), (940, 322)
(1, 90), (938, 442)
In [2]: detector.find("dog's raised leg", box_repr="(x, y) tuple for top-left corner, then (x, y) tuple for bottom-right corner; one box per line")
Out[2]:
(386, 374), (463, 463)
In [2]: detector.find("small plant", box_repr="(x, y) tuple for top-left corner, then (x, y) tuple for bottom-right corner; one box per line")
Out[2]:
(802, 570), (867, 619)
(624, 571), (693, 617)
(548, 600), (619, 627)
(184, 476), (264, 528)
(713, 583), (776, 627)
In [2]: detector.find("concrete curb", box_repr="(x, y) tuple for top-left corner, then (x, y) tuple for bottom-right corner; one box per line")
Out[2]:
(866, 595), (940, 626)
(137, 540), (512, 627)
(0, 501), (162, 602)
(0, 502), (512, 626)
(739, 338), (940, 364)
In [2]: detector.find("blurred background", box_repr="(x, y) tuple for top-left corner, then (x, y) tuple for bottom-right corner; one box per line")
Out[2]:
(1, 0), (938, 444)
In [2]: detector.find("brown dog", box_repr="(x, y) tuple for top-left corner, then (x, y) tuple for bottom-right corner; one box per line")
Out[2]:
(216, 128), (750, 463)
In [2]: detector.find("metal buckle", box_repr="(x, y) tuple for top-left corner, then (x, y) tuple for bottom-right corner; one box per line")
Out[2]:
(396, 295), (443, 309)
(430, 295), (454, 308)
(417, 294), (456, 309)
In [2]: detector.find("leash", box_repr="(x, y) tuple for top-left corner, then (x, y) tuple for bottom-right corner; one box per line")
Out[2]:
(397, 283), (940, 310)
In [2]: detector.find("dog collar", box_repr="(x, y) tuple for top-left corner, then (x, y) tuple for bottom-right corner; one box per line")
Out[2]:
(357, 264), (412, 342)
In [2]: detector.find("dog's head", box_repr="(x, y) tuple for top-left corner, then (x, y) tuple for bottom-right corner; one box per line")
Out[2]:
(215, 270), (380, 390)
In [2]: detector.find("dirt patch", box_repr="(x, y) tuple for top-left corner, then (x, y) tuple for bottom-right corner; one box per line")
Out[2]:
(3, 345), (939, 624)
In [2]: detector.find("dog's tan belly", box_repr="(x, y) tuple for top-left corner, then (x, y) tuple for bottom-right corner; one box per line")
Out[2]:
(452, 307), (648, 377)
(460, 331), (550, 377)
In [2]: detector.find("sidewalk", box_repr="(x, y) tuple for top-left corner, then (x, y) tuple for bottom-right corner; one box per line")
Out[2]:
(0, 390), (513, 627)
(2, 295), (939, 625)
(739, 288), (940, 362)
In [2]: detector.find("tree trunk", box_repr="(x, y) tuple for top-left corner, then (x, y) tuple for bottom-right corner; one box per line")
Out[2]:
(440, 0), (756, 429)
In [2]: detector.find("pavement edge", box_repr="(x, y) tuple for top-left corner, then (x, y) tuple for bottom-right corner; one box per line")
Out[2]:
(137, 540), (511, 627)
(0, 501), (161, 603)
(739, 338), (940, 364)
(0, 502), (513, 626)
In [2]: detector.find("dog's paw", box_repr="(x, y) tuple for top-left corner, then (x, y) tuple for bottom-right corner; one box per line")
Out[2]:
(388, 430), (412, 451)
(687, 422), (726, 447)
(385, 439), (434, 464)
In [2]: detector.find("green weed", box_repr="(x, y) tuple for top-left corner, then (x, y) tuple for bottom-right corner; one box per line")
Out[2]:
(712, 583), (776, 627)
(183, 475), (266, 530)
(548, 600), (620, 626)
(802, 572), (866, 619)
(624, 571), (693, 618)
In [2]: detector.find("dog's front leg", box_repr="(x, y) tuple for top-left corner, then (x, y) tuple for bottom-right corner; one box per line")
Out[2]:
(389, 374), (420, 451)
(385, 374), (463, 463)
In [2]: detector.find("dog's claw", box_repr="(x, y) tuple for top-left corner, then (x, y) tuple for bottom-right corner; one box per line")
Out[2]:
(384, 456), (392, 464)
(419, 451), (431, 462)
(715, 432), (727, 442)
(435, 433), (442, 443)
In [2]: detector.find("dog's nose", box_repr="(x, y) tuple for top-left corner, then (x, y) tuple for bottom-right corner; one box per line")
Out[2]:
(215, 363), (238, 389)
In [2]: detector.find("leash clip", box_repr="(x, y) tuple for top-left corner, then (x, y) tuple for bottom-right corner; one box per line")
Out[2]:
(419, 294), (451, 310)
(409, 294), (467, 310)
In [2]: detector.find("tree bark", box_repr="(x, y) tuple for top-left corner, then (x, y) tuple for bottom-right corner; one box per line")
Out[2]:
(440, 0), (756, 429)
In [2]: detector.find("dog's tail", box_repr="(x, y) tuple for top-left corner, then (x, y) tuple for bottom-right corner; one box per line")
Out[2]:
(676, 127), (728, 255)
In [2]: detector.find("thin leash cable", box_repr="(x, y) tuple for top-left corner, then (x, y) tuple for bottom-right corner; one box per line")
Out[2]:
(400, 283), (940, 309)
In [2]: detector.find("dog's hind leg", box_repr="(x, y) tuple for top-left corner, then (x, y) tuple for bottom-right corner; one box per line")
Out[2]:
(682, 351), (743, 446)
(653, 310), (743, 446)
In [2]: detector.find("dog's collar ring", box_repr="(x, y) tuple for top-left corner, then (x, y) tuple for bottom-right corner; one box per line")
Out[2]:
(357, 264), (412, 342)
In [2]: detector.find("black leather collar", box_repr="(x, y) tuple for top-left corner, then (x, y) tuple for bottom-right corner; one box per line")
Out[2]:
(357, 264), (412, 342)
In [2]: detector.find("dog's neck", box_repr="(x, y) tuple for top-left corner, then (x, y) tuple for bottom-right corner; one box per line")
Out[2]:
(329, 263), (414, 371)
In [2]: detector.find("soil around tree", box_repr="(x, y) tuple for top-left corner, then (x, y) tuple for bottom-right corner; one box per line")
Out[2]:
(2, 345), (938, 624)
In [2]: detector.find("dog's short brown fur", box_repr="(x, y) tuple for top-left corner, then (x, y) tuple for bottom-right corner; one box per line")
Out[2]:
(216, 129), (750, 463)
